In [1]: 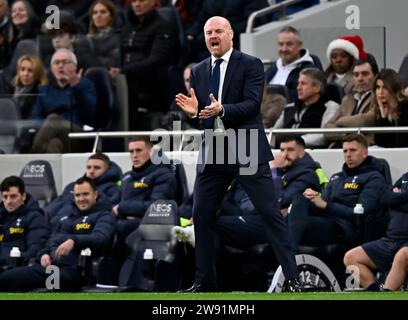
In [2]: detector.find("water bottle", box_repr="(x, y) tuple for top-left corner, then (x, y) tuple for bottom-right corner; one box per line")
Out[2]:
(10, 247), (22, 268)
(353, 203), (364, 229)
(78, 248), (92, 278)
(142, 248), (156, 281)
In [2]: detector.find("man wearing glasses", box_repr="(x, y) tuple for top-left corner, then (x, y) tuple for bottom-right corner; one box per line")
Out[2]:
(30, 48), (96, 153)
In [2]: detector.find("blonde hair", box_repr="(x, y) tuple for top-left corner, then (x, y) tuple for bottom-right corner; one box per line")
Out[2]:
(12, 55), (48, 87)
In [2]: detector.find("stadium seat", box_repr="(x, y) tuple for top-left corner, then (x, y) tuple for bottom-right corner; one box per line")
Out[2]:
(0, 98), (21, 154)
(19, 159), (58, 211)
(118, 200), (181, 292)
(266, 84), (290, 101)
(84, 67), (118, 131)
(324, 82), (345, 104)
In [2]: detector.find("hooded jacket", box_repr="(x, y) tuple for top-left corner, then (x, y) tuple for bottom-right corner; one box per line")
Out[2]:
(322, 156), (386, 244)
(382, 172), (408, 241)
(40, 197), (115, 267)
(274, 152), (321, 209)
(46, 161), (122, 220)
(118, 160), (177, 218)
(0, 194), (49, 266)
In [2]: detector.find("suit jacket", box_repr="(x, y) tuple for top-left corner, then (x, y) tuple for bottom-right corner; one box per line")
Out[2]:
(324, 92), (375, 144)
(189, 49), (272, 172)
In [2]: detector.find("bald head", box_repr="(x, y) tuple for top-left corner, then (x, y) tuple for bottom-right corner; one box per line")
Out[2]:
(204, 16), (234, 58)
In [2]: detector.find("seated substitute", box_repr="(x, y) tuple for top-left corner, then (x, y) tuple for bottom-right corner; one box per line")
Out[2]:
(0, 176), (49, 270)
(46, 152), (121, 222)
(288, 133), (387, 252)
(0, 177), (116, 291)
(344, 171), (408, 291)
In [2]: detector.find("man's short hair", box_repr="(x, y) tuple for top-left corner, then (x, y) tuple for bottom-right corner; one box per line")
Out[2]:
(129, 136), (153, 148)
(51, 48), (78, 66)
(354, 58), (379, 76)
(74, 176), (97, 192)
(279, 135), (306, 149)
(279, 26), (300, 37)
(0, 176), (25, 194)
(88, 153), (110, 167)
(342, 133), (368, 148)
(300, 67), (327, 95)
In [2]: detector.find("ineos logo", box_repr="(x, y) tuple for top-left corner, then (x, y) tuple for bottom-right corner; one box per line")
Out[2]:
(23, 165), (45, 178)
(152, 204), (172, 212)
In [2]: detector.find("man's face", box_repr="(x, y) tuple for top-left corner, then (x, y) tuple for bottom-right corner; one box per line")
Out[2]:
(51, 51), (76, 82)
(297, 74), (320, 103)
(277, 31), (302, 65)
(51, 32), (73, 50)
(204, 17), (233, 58)
(183, 67), (191, 92)
(2, 187), (26, 213)
(129, 140), (151, 169)
(330, 49), (353, 74)
(86, 159), (108, 180)
(74, 182), (98, 211)
(279, 140), (305, 167)
(131, 0), (156, 17)
(353, 63), (375, 94)
(343, 141), (368, 169)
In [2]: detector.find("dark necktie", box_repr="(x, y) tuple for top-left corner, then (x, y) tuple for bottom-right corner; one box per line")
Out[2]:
(203, 59), (222, 129)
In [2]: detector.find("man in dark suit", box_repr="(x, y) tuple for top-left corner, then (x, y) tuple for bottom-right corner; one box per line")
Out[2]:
(175, 16), (302, 292)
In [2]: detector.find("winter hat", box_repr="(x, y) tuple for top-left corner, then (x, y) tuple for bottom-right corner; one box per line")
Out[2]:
(326, 34), (368, 61)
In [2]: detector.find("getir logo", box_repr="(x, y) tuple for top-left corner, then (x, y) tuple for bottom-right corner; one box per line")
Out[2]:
(134, 181), (149, 189)
(76, 223), (91, 231)
(344, 183), (359, 190)
(9, 227), (24, 234)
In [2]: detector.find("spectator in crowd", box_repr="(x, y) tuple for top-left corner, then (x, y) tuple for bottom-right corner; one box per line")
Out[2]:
(288, 134), (387, 252)
(160, 0), (202, 30)
(0, 177), (116, 291)
(11, 54), (48, 119)
(7, 0), (40, 53)
(325, 35), (368, 95)
(46, 153), (122, 223)
(185, 0), (267, 61)
(273, 67), (334, 147)
(30, 49), (97, 153)
(344, 171), (408, 291)
(113, 136), (177, 242)
(0, 176), (49, 270)
(86, 0), (121, 70)
(324, 59), (378, 148)
(0, 0), (10, 71)
(265, 26), (315, 103)
(41, 10), (94, 71)
(373, 68), (408, 148)
(260, 84), (288, 129)
(109, 0), (178, 131)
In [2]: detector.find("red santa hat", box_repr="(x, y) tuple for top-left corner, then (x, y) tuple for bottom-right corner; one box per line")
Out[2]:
(326, 34), (368, 61)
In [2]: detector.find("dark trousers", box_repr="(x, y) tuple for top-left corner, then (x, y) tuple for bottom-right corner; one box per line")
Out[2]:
(288, 197), (343, 252)
(193, 162), (298, 287)
(0, 263), (82, 292)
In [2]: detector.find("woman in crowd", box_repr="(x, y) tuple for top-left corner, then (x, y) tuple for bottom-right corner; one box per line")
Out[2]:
(373, 68), (408, 148)
(87, 0), (121, 69)
(11, 54), (47, 119)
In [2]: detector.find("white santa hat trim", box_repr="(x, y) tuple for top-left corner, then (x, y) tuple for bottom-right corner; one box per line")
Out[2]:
(326, 39), (359, 61)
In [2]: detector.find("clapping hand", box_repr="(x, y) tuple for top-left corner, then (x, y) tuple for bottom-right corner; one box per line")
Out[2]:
(175, 88), (199, 117)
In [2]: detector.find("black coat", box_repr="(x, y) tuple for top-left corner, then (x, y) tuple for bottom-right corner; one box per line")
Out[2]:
(40, 198), (115, 267)
(0, 194), (49, 266)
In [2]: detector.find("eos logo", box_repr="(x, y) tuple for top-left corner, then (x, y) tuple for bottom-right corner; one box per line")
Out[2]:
(152, 204), (172, 212)
(23, 165), (45, 178)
